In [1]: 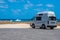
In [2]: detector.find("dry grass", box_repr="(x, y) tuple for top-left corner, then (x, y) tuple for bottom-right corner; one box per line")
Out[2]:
(0, 21), (30, 24)
(0, 21), (19, 24)
(0, 21), (60, 26)
(57, 22), (60, 26)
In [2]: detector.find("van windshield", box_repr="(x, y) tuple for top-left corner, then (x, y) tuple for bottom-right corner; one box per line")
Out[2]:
(36, 17), (41, 20)
(49, 16), (56, 20)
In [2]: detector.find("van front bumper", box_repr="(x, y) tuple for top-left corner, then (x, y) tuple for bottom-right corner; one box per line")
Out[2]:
(47, 25), (57, 27)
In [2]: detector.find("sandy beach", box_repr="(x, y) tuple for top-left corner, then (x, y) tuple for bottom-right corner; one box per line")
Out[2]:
(0, 21), (60, 28)
(0, 23), (60, 28)
(0, 23), (31, 28)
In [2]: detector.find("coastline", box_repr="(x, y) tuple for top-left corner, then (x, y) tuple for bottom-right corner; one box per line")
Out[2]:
(0, 21), (59, 28)
(0, 21), (30, 24)
(0, 21), (60, 26)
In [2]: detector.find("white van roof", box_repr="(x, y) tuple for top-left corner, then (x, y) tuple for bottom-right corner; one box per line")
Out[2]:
(37, 11), (54, 14)
(37, 11), (55, 16)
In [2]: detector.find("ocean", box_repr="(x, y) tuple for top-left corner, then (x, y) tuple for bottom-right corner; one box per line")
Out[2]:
(0, 19), (60, 22)
(0, 19), (31, 22)
(57, 19), (60, 22)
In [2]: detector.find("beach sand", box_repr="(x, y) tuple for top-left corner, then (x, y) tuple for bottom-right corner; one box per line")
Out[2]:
(57, 22), (60, 26)
(0, 21), (60, 28)
(0, 23), (31, 28)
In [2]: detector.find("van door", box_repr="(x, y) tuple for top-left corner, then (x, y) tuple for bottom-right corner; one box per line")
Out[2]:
(35, 16), (42, 27)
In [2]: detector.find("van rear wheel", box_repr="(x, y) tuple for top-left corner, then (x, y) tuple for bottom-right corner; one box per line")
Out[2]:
(31, 24), (35, 28)
(50, 27), (54, 29)
(46, 27), (54, 29)
(40, 24), (46, 29)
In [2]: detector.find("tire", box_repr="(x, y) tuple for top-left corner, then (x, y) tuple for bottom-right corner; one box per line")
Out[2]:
(40, 24), (46, 29)
(31, 24), (35, 28)
(50, 27), (54, 29)
(46, 26), (50, 30)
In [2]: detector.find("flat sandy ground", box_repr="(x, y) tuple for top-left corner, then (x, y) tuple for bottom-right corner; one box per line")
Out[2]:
(0, 23), (31, 28)
(0, 21), (60, 28)
(0, 22), (60, 40)
(0, 23), (60, 28)
(57, 22), (60, 26)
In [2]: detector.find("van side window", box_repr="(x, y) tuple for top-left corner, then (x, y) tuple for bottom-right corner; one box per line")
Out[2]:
(49, 16), (56, 20)
(36, 17), (41, 20)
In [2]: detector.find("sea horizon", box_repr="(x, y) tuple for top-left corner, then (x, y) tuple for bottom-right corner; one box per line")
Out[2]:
(0, 19), (60, 22)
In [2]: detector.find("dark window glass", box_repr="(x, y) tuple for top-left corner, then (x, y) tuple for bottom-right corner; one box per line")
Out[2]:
(49, 16), (56, 20)
(38, 14), (43, 16)
(36, 17), (41, 20)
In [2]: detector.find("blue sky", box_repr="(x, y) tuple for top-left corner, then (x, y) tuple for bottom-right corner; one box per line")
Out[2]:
(0, 0), (60, 19)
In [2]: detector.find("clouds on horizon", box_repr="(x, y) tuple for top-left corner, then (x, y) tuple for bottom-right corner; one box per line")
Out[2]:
(0, 0), (54, 9)
(11, 9), (21, 14)
(46, 4), (54, 8)
(0, 5), (8, 8)
(36, 4), (43, 6)
(24, 4), (34, 9)
(24, 1), (34, 9)
(0, 0), (59, 19)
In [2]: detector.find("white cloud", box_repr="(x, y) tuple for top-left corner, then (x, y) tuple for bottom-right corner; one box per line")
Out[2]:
(34, 8), (51, 12)
(0, 0), (5, 3)
(34, 8), (48, 12)
(24, 3), (33, 9)
(34, 9), (41, 11)
(24, 4), (29, 9)
(36, 4), (43, 6)
(11, 9), (21, 14)
(46, 4), (54, 7)
(0, 5), (8, 8)
(26, 0), (33, 6)
(8, 0), (17, 2)
(24, 1), (34, 9)
(26, 0), (31, 4)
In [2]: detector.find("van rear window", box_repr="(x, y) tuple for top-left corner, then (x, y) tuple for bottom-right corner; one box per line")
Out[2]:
(36, 17), (41, 20)
(49, 16), (56, 20)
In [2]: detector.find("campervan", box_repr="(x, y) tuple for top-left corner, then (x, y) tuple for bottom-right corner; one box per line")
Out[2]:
(30, 11), (57, 29)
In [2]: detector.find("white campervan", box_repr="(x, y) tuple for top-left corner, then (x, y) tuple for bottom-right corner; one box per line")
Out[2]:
(30, 11), (57, 29)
